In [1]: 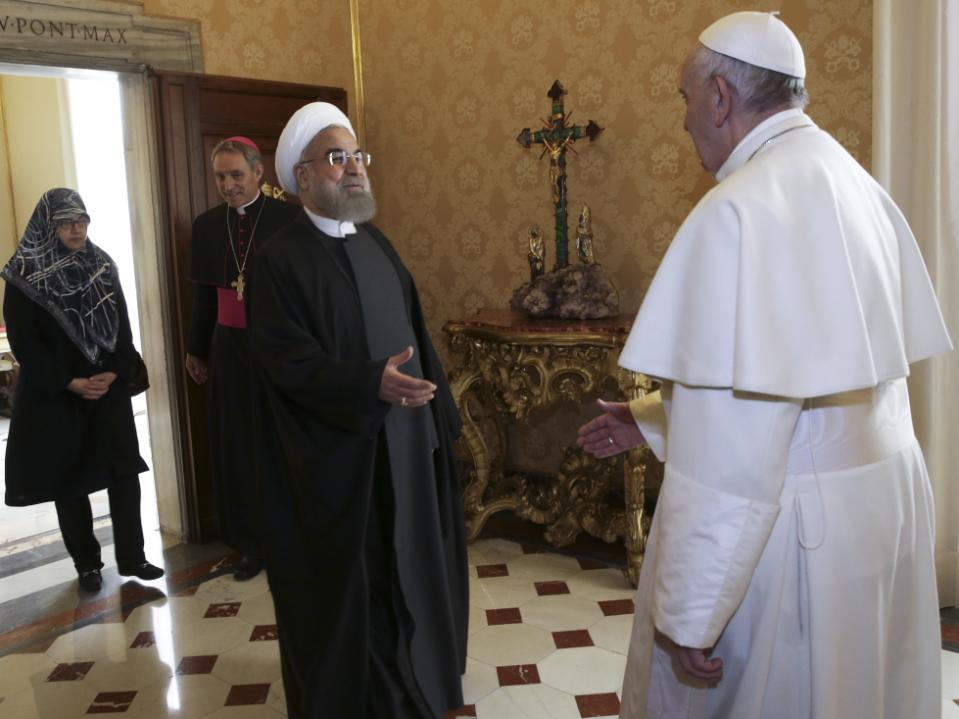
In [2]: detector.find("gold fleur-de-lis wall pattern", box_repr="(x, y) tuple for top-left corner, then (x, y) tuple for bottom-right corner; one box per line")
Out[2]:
(144, 0), (872, 354)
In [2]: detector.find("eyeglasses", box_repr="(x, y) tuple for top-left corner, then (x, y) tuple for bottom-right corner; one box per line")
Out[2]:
(299, 150), (372, 168)
(56, 220), (89, 230)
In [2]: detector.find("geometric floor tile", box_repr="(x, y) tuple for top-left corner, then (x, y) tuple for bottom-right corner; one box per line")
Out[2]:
(224, 682), (271, 706)
(213, 641), (283, 686)
(476, 683), (581, 719)
(176, 655), (218, 675)
(476, 564), (509, 579)
(521, 594), (605, 632)
(553, 629), (594, 649)
(469, 623), (555, 667)
(461, 658), (498, 705)
(129, 631), (156, 649)
(87, 690), (137, 714)
(468, 605), (489, 636)
(496, 664), (540, 687)
(6, 536), (959, 719)
(504, 553), (582, 582)
(47, 661), (95, 682)
(486, 608), (522, 626)
(535, 580), (570, 596)
(537, 646), (627, 695)
(203, 603), (242, 619)
(575, 691), (621, 717)
(249, 625), (278, 642)
(589, 615), (633, 656)
(469, 576), (539, 610)
(566, 568), (636, 602)
(597, 599), (634, 617)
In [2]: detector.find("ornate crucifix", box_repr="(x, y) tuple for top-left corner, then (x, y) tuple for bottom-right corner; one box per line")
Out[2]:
(517, 80), (603, 270)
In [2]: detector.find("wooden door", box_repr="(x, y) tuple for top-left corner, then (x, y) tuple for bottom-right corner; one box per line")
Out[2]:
(153, 71), (347, 542)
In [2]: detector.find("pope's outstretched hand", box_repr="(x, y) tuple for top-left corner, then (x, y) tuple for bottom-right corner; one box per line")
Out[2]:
(577, 399), (645, 457)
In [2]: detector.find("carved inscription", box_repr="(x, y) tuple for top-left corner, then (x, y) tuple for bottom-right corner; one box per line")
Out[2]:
(0, 16), (129, 43)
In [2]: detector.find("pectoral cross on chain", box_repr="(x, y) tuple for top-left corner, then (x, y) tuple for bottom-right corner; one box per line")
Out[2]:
(516, 80), (603, 270)
(231, 272), (245, 302)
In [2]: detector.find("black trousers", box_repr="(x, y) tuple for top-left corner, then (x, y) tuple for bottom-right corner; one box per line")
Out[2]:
(54, 476), (147, 573)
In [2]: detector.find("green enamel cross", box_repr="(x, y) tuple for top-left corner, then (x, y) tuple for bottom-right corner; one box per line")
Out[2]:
(517, 80), (603, 270)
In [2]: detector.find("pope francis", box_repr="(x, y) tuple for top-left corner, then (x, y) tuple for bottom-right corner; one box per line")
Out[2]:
(578, 11), (952, 719)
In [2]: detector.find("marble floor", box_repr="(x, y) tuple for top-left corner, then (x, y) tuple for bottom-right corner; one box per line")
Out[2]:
(1, 533), (959, 718)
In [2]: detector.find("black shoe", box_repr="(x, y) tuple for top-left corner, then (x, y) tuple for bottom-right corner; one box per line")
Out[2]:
(117, 561), (165, 580)
(232, 557), (261, 582)
(78, 569), (102, 592)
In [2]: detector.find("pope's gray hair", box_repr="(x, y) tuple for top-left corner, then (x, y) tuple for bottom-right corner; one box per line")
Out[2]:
(691, 44), (809, 114)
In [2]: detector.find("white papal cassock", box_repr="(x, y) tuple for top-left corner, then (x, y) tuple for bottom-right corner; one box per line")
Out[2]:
(617, 109), (953, 719)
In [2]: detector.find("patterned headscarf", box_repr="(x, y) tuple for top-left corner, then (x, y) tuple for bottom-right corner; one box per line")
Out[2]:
(1, 188), (120, 363)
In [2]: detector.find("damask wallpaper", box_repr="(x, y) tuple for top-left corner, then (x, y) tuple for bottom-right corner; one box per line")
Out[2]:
(140, 0), (355, 91)
(358, 0), (873, 341)
(141, 0), (872, 344)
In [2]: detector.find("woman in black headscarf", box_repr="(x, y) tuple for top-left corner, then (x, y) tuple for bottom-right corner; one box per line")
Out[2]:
(1, 188), (163, 592)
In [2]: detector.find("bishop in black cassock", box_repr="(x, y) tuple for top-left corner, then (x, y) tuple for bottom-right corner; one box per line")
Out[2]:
(250, 104), (468, 718)
(185, 137), (300, 578)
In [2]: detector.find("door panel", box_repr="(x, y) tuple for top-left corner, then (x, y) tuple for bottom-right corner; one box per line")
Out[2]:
(153, 70), (347, 541)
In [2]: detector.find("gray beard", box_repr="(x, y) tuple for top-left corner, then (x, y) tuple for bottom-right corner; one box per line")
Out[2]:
(312, 183), (377, 223)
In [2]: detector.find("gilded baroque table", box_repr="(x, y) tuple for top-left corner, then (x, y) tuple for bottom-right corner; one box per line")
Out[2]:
(443, 309), (659, 586)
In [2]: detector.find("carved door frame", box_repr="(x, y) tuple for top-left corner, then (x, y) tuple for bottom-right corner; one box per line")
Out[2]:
(0, 0), (201, 540)
(152, 71), (346, 541)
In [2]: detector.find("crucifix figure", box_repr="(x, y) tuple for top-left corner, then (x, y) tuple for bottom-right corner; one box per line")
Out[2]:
(517, 80), (603, 270)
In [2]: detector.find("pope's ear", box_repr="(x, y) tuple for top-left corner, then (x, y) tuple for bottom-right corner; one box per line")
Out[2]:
(713, 75), (733, 127)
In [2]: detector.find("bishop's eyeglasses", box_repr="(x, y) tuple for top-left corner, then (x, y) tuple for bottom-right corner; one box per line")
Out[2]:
(298, 150), (372, 168)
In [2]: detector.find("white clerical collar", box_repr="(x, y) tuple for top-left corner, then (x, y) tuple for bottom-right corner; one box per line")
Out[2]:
(715, 108), (814, 181)
(303, 206), (357, 238)
(235, 192), (262, 216)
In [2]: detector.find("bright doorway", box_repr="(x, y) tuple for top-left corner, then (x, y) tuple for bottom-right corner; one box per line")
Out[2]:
(0, 66), (163, 594)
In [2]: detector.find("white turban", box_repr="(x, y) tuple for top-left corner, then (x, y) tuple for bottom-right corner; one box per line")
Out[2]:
(275, 102), (356, 195)
(699, 11), (806, 79)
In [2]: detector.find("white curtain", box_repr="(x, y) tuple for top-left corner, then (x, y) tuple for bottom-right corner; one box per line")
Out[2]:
(874, 0), (959, 607)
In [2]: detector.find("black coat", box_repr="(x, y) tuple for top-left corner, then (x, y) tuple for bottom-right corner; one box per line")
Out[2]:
(250, 214), (468, 717)
(186, 194), (301, 356)
(3, 282), (147, 506)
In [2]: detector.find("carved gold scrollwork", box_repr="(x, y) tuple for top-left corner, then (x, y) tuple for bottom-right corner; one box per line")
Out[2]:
(444, 313), (661, 587)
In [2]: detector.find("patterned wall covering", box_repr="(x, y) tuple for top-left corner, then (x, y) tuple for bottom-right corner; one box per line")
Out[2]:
(140, 0), (355, 91)
(139, 0), (871, 346)
(358, 0), (873, 344)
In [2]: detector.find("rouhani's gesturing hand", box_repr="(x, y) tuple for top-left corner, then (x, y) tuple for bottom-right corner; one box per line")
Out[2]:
(379, 346), (436, 408)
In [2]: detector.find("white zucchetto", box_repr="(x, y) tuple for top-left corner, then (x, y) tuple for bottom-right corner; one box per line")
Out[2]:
(699, 11), (806, 79)
(275, 102), (355, 195)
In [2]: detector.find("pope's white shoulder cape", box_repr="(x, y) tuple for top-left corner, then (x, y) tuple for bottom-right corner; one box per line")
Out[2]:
(619, 112), (951, 397)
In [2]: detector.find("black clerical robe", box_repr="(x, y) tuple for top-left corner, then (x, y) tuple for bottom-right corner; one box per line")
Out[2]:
(249, 213), (468, 719)
(186, 194), (300, 556)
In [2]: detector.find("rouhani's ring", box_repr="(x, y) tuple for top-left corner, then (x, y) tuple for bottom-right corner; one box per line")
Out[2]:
(607, 436), (615, 446)
(400, 396), (408, 407)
